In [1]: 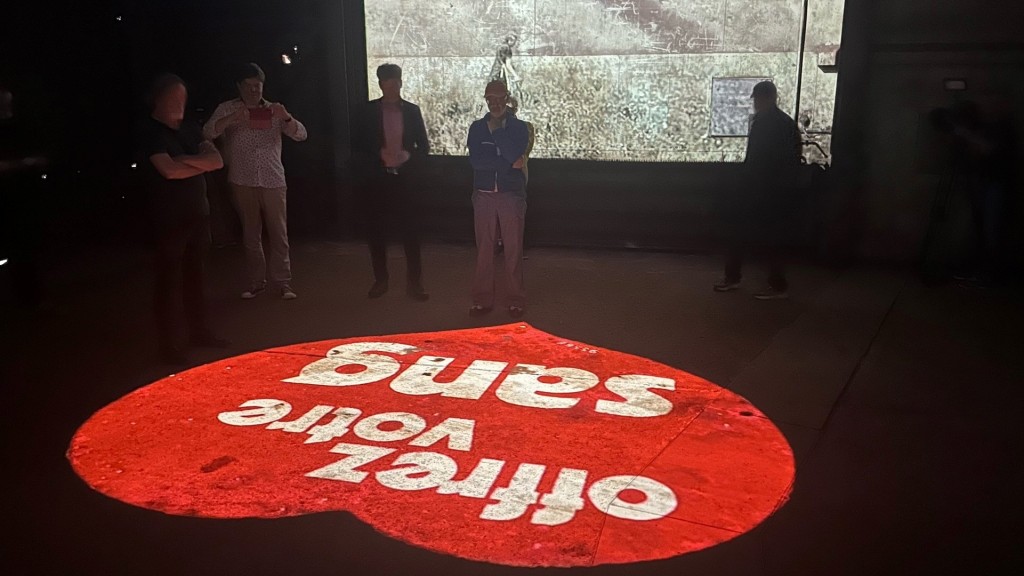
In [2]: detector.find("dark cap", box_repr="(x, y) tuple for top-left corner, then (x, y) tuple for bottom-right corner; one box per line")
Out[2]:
(751, 81), (778, 99)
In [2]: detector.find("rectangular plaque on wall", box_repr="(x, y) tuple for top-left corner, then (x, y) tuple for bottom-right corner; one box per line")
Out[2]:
(710, 77), (771, 137)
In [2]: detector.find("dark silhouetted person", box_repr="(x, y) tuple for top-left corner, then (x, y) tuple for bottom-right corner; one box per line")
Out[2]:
(715, 80), (801, 299)
(490, 33), (522, 101)
(467, 80), (530, 318)
(140, 74), (227, 364)
(0, 86), (48, 309)
(951, 97), (1018, 287)
(351, 63), (431, 301)
(204, 63), (307, 300)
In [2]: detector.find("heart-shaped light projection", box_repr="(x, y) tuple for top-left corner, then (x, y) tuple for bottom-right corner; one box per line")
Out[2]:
(69, 323), (794, 567)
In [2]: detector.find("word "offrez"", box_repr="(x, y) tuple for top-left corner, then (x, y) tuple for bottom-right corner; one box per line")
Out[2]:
(218, 400), (679, 525)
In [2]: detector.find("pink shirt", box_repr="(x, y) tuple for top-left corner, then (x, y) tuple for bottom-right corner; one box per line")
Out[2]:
(203, 99), (308, 188)
(380, 101), (410, 168)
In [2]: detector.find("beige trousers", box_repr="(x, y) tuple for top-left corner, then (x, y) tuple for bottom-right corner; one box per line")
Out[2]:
(231, 184), (291, 288)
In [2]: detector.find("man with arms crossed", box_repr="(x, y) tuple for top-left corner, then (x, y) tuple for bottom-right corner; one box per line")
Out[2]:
(141, 74), (226, 364)
(467, 80), (530, 317)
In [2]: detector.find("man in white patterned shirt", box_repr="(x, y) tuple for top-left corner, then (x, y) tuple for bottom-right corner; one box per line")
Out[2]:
(203, 63), (308, 300)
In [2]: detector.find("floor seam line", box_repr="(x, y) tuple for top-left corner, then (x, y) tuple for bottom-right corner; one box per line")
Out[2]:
(816, 276), (907, 433)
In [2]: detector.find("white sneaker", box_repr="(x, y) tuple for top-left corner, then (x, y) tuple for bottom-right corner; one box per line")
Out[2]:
(281, 285), (298, 300)
(241, 285), (266, 299)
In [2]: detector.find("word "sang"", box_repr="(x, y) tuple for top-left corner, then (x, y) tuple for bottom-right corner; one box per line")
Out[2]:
(283, 342), (676, 418)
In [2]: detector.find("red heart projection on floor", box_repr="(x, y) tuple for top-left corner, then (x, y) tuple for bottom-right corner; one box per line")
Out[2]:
(68, 323), (794, 567)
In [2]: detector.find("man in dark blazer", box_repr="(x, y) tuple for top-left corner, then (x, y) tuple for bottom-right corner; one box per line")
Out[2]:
(351, 63), (431, 300)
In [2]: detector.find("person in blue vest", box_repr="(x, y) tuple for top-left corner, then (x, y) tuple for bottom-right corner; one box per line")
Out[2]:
(467, 80), (530, 318)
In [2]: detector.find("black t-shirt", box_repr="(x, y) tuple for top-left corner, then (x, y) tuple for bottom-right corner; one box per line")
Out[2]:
(138, 117), (209, 222)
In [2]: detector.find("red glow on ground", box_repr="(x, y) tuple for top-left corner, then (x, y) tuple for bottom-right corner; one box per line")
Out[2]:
(68, 323), (795, 567)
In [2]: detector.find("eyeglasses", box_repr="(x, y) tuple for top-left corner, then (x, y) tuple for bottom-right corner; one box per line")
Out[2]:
(484, 96), (507, 104)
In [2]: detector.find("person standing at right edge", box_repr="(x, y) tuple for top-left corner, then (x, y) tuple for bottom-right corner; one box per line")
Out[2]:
(715, 80), (801, 299)
(950, 96), (1018, 288)
(467, 80), (530, 318)
(140, 74), (227, 364)
(351, 63), (431, 301)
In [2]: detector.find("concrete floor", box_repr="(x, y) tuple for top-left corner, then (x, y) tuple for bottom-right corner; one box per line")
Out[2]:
(2, 240), (1022, 575)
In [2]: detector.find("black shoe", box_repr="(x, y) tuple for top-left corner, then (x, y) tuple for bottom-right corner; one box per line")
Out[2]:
(407, 284), (429, 302)
(368, 280), (389, 299)
(240, 284), (267, 299)
(469, 305), (492, 317)
(189, 331), (230, 348)
(507, 305), (525, 319)
(713, 278), (741, 292)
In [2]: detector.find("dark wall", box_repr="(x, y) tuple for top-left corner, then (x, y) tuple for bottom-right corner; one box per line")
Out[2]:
(1, 0), (340, 242)
(0, 0), (792, 252)
(0, 4), (130, 164)
(856, 0), (1024, 263)
(6, 0), (1018, 265)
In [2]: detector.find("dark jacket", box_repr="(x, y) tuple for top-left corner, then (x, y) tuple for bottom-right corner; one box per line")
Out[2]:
(467, 112), (530, 196)
(351, 98), (430, 181)
(744, 106), (801, 195)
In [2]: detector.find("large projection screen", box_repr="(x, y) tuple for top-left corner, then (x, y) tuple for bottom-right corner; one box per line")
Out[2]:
(365, 1), (843, 162)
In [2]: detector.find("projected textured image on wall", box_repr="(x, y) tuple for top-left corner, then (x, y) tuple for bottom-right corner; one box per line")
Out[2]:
(365, 0), (843, 162)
